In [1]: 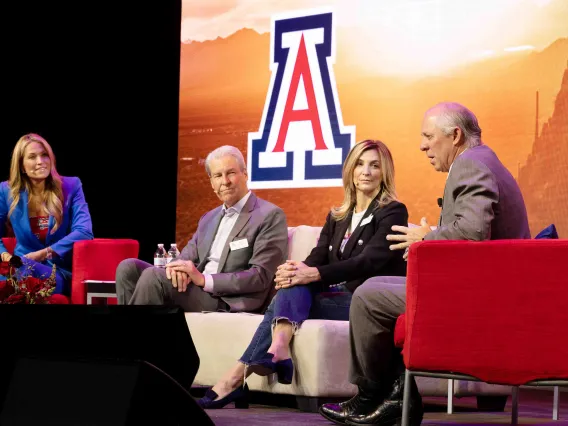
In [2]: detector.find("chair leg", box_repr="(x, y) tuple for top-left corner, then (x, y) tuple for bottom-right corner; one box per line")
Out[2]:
(402, 369), (412, 426)
(553, 386), (559, 420)
(447, 379), (454, 414)
(511, 386), (519, 425)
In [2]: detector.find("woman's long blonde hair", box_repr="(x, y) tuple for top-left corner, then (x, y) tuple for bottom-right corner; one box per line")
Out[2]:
(8, 133), (64, 233)
(331, 139), (398, 221)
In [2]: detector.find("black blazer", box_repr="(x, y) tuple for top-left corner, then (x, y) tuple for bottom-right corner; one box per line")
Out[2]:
(304, 200), (408, 293)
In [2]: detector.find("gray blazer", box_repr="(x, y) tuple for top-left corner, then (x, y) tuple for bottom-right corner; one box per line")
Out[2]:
(425, 145), (530, 241)
(180, 192), (288, 312)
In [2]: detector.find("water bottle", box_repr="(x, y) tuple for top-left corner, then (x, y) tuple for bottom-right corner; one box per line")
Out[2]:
(167, 243), (180, 264)
(153, 243), (167, 268)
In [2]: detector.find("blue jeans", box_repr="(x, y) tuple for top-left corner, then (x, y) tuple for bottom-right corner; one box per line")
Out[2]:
(0, 258), (67, 295)
(239, 284), (352, 364)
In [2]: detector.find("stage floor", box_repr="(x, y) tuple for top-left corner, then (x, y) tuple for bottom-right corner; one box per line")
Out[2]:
(205, 388), (567, 425)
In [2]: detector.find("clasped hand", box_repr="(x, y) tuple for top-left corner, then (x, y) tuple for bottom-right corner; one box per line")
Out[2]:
(274, 260), (320, 290)
(166, 260), (204, 292)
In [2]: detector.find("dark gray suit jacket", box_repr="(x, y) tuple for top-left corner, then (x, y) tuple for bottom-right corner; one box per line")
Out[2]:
(180, 193), (288, 312)
(425, 145), (530, 241)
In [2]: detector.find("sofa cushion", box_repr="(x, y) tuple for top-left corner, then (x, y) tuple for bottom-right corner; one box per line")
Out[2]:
(288, 226), (322, 261)
(186, 312), (356, 397)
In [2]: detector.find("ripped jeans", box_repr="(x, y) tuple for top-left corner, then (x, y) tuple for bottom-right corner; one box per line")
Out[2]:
(239, 283), (352, 365)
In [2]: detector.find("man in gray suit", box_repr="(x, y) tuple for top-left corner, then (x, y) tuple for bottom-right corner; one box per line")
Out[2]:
(115, 145), (288, 313)
(320, 103), (530, 425)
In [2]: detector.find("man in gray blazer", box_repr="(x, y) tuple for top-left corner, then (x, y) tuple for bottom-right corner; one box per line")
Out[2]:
(115, 145), (288, 313)
(320, 103), (530, 425)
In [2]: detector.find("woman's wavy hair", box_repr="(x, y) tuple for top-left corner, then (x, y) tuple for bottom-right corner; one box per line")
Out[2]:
(8, 133), (64, 233)
(331, 139), (398, 221)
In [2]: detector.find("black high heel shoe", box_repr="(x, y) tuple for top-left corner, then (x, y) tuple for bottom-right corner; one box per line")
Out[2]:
(248, 353), (294, 384)
(197, 383), (249, 409)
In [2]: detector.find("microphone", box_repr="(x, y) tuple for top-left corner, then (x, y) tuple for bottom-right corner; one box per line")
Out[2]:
(437, 198), (443, 208)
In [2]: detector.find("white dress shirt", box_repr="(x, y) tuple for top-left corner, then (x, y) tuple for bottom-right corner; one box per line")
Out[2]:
(202, 191), (252, 293)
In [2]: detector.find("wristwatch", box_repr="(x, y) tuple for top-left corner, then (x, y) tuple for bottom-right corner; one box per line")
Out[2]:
(45, 247), (53, 260)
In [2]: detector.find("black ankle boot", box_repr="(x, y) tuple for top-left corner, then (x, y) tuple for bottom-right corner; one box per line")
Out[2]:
(345, 373), (423, 426)
(319, 387), (385, 425)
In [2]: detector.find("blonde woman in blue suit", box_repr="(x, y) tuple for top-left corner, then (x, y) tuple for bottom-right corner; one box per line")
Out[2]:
(0, 133), (93, 296)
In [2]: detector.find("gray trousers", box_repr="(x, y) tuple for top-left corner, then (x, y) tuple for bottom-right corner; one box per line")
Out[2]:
(349, 276), (407, 390)
(115, 258), (228, 312)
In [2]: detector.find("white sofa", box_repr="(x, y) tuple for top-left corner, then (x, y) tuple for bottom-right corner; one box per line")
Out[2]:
(186, 225), (510, 411)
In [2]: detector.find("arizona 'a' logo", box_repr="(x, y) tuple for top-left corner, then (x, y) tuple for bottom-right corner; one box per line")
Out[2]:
(247, 9), (355, 188)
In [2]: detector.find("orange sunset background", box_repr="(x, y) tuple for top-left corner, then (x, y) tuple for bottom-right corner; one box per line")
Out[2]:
(177, 0), (568, 244)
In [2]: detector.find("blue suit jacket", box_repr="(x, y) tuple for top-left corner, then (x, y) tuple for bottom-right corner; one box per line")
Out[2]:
(0, 176), (94, 282)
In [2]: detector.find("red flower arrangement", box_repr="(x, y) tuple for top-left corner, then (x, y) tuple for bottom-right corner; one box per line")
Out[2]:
(0, 255), (61, 304)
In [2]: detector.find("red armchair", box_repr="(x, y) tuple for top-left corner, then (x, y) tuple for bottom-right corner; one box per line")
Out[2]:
(71, 239), (139, 304)
(1, 237), (139, 304)
(398, 239), (568, 425)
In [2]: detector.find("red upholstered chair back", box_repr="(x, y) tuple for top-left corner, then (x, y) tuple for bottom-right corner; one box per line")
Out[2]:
(71, 239), (139, 305)
(1, 237), (16, 254)
(404, 239), (568, 386)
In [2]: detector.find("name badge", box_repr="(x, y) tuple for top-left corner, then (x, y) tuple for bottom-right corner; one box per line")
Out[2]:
(230, 238), (249, 251)
(359, 215), (373, 227)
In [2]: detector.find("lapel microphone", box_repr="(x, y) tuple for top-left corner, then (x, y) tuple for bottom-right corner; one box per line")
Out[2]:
(437, 198), (443, 208)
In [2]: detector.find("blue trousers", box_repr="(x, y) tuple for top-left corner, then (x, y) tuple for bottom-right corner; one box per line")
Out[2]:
(239, 284), (352, 364)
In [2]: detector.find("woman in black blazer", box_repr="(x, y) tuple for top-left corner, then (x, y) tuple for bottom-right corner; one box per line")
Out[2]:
(198, 140), (408, 409)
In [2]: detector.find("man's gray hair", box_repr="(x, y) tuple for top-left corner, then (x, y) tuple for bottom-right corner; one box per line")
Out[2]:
(428, 102), (482, 148)
(205, 145), (247, 176)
